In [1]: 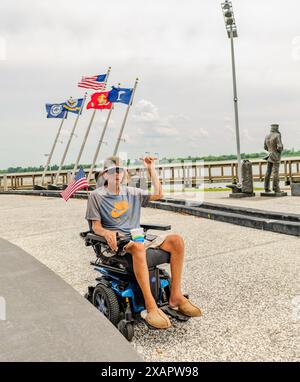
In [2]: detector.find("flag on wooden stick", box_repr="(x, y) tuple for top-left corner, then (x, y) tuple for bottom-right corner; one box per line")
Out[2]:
(60, 168), (89, 201)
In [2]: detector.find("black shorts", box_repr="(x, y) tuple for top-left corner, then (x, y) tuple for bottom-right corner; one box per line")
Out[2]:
(123, 247), (171, 268)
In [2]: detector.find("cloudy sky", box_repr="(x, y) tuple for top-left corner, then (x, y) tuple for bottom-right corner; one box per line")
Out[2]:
(0, 0), (300, 168)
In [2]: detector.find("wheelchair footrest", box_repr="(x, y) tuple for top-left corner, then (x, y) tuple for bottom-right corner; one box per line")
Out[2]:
(160, 306), (190, 321)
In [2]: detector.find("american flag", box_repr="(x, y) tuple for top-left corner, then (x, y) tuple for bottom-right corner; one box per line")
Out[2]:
(60, 168), (89, 201)
(78, 74), (107, 90)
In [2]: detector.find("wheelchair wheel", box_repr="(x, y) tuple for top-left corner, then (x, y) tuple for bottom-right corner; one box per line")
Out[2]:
(92, 284), (120, 326)
(117, 320), (134, 342)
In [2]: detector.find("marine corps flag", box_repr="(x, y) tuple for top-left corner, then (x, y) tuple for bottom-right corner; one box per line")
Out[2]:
(86, 92), (112, 110)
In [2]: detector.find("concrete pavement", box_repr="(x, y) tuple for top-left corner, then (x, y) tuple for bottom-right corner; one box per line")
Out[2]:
(0, 194), (299, 361)
(0, 236), (141, 362)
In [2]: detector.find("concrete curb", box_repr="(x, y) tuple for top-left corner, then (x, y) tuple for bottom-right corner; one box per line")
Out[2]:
(150, 199), (300, 237)
(160, 198), (300, 223)
(0, 237), (141, 362)
(0, 189), (88, 199)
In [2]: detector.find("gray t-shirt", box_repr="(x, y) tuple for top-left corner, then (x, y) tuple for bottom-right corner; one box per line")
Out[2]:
(85, 185), (150, 235)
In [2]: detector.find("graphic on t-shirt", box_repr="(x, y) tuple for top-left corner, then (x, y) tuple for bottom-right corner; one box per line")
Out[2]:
(111, 200), (129, 218)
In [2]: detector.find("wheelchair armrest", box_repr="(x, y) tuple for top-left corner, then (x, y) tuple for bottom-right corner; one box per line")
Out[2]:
(80, 231), (108, 246)
(84, 232), (130, 250)
(140, 223), (171, 231)
(86, 233), (108, 244)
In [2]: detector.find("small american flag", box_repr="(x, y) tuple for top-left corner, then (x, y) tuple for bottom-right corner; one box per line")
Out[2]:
(60, 168), (89, 201)
(78, 74), (107, 90)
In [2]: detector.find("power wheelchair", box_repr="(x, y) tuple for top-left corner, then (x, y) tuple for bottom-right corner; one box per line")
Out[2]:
(80, 223), (190, 341)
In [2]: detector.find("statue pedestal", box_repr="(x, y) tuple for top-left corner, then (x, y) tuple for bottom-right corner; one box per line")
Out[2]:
(33, 185), (47, 191)
(291, 183), (300, 196)
(47, 184), (61, 191)
(260, 192), (288, 197)
(227, 160), (255, 199)
(229, 192), (256, 198)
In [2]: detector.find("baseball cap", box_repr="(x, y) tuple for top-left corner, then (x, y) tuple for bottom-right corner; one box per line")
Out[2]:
(103, 156), (124, 172)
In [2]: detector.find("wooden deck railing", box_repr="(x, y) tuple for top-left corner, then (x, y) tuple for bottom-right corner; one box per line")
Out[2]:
(1, 157), (300, 191)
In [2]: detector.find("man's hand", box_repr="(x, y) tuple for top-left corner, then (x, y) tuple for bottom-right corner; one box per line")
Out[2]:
(103, 230), (117, 252)
(139, 156), (163, 201)
(142, 156), (157, 169)
(92, 221), (120, 252)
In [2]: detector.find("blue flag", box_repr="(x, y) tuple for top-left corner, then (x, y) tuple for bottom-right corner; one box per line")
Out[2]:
(95, 74), (107, 82)
(108, 86), (133, 105)
(45, 103), (67, 118)
(63, 98), (84, 114)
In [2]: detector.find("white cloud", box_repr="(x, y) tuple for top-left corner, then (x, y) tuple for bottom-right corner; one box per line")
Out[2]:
(1, 0), (300, 167)
(132, 99), (160, 123)
(132, 99), (187, 139)
(242, 128), (253, 142)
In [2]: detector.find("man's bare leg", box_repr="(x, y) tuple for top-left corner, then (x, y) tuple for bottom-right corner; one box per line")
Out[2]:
(125, 241), (171, 328)
(160, 234), (202, 317)
(125, 241), (157, 311)
(159, 234), (186, 306)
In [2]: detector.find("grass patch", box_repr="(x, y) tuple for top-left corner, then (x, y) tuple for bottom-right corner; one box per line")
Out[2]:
(164, 187), (266, 193)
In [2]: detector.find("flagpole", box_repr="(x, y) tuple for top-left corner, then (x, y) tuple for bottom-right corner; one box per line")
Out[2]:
(87, 104), (114, 182)
(87, 81), (120, 183)
(41, 113), (67, 186)
(54, 93), (87, 185)
(113, 78), (138, 156)
(71, 108), (96, 178)
(71, 67), (111, 177)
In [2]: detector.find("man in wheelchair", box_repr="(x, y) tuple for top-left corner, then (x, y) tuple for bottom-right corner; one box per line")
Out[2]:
(85, 155), (202, 329)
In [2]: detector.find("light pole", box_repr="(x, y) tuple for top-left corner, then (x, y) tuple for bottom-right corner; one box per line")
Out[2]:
(221, 1), (242, 186)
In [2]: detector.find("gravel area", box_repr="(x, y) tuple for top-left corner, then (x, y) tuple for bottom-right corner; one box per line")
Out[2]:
(0, 194), (299, 361)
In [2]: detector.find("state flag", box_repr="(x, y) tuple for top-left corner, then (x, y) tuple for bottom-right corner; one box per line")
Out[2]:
(107, 86), (133, 105)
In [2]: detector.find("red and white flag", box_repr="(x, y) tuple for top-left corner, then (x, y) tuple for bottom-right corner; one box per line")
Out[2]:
(78, 74), (107, 91)
(60, 168), (89, 201)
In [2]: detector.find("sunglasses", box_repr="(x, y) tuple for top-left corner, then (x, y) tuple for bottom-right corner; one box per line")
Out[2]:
(106, 167), (125, 175)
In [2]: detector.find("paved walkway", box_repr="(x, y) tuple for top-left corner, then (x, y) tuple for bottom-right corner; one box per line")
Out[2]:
(0, 194), (299, 361)
(0, 237), (141, 362)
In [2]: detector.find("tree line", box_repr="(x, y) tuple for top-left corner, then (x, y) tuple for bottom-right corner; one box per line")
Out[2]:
(1, 148), (300, 174)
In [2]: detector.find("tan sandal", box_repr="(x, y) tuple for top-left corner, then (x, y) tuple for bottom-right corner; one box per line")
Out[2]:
(170, 299), (202, 317)
(141, 308), (172, 329)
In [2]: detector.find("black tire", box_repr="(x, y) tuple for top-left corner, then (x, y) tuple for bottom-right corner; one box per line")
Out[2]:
(92, 284), (120, 326)
(84, 286), (95, 303)
(117, 320), (134, 342)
